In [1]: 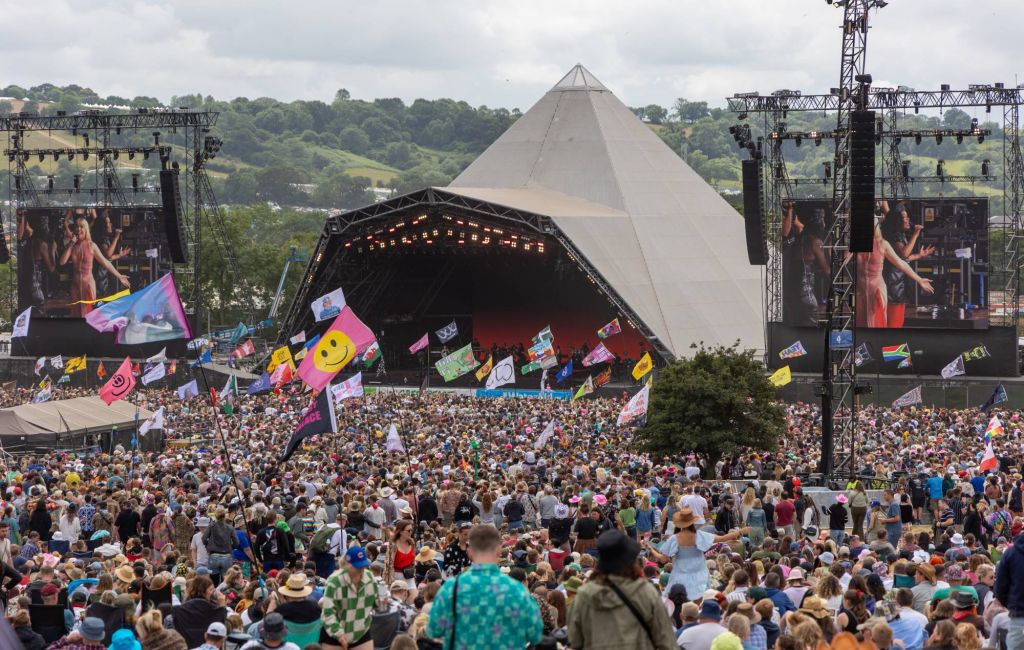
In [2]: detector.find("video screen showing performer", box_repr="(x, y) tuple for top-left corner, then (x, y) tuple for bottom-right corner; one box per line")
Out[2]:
(781, 198), (989, 329)
(17, 206), (173, 318)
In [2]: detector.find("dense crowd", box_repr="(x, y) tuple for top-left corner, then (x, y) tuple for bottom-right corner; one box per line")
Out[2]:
(0, 382), (1023, 650)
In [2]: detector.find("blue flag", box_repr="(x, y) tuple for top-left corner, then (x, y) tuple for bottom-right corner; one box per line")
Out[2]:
(555, 360), (573, 384)
(304, 334), (321, 350)
(228, 322), (249, 345)
(247, 372), (272, 395)
(980, 383), (1008, 412)
(190, 349), (212, 368)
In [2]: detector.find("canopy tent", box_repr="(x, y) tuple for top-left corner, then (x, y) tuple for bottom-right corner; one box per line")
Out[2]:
(0, 397), (156, 453)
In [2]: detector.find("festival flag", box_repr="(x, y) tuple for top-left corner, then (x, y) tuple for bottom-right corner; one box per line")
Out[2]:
(435, 343), (480, 382)
(475, 356), (493, 382)
(190, 349), (212, 368)
(99, 357), (137, 406)
(486, 356), (515, 389)
(778, 341), (807, 360)
(139, 407), (165, 437)
(882, 343), (911, 363)
(520, 359), (542, 375)
(533, 420), (557, 450)
(979, 441), (998, 473)
(228, 322), (249, 345)
(281, 388), (337, 461)
(595, 367), (613, 387)
(854, 343), (873, 367)
(555, 360), (573, 384)
(532, 325), (553, 346)
(962, 345), (991, 363)
(597, 318), (622, 340)
(311, 287), (346, 322)
(941, 355), (966, 380)
(829, 330), (853, 349)
(290, 331), (306, 346)
(985, 415), (1004, 439)
(267, 346), (295, 373)
(617, 384), (651, 425)
(220, 375), (239, 400)
(297, 306), (375, 392)
(891, 385), (922, 408)
(527, 339), (555, 362)
(294, 348), (307, 361)
(70, 288), (130, 306)
(85, 274), (191, 344)
(386, 423), (405, 453)
(132, 362), (141, 376)
(582, 343), (615, 367)
(146, 348), (168, 364)
(436, 321), (459, 343)
(32, 380), (52, 404)
(572, 376), (595, 402)
(632, 352), (653, 380)
(64, 355), (87, 374)
(270, 362), (293, 386)
(176, 379), (199, 401)
(247, 373), (272, 396)
(980, 384), (1008, 412)
(769, 366), (792, 387)
(408, 333), (429, 355)
(57, 374), (70, 385)
(898, 357), (913, 369)
(38, 375), (50, 389)
(141, 363), (166, 386)
(232, 339), (255, 360)
(50, 355), (64, 370)
(168, 360), (177, 375)
(362, 342), (382, 367)
(11, 307), (30, 338)
(331, 372), (364, 402)
(303, 335), (321, 350)
(34, 357), (45, 376)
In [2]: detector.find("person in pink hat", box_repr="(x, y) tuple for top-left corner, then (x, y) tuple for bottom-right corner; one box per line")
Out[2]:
(823, 494), (850, 545)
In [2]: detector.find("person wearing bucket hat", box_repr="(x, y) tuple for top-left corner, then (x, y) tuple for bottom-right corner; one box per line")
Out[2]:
(567, 529), (678, 649)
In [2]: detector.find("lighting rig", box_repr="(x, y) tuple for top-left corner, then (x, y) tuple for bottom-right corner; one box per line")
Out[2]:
(727, 0), (1024, 478)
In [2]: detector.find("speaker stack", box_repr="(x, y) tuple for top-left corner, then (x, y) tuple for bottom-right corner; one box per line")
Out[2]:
(159, 169), (189, 263)
(848, 110), (876, 253)
(741, 159), (767, 265)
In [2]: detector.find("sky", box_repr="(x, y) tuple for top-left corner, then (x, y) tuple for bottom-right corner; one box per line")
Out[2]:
(2, 0), (1020, 112)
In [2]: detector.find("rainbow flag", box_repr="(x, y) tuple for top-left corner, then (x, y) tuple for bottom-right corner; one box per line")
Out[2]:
(85, 274), (191, 344)
(882, 343), (910, 363)
(597, 318), (622, 339)
(985, 415), (1003, 442)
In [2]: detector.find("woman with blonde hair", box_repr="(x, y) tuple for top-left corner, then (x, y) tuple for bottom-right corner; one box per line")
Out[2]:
(951, 622), (981, 650)
(59, 216), (130, 317)
(135, 608), (188, 650)
(739, 487), (757, 523)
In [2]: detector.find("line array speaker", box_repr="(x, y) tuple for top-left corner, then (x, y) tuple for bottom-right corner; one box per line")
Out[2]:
(741, 159), (767, 265)
(849, 110), (876, 253)
(159, 169), (188, 263)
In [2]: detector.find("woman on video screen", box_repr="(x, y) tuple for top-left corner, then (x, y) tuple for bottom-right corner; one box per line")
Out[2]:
(879, 200), (935, 327)
(857, 214), (934, 328)
(59, 217), (130, 317)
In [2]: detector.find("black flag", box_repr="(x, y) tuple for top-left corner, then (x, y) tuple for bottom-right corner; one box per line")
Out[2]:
(436, 321), (458, 343)
(980, 383), (1008, 413)
(281, 388), (337, 461)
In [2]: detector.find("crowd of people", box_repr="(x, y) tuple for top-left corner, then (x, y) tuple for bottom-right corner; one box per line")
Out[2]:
(0, 380), (1022, 650)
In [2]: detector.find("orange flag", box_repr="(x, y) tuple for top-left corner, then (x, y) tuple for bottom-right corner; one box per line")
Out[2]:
(96, 362), (107, 379)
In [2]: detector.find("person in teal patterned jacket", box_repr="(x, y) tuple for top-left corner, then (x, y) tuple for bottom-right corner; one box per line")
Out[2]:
(426, 524), (543, 650)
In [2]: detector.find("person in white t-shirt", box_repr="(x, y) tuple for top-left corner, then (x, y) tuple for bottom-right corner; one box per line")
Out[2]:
(191, 516), (210, 569)
(680, 489), (710, 525)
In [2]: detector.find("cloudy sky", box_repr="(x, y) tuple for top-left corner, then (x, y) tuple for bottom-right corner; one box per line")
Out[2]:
(3, 0), (1019, 111)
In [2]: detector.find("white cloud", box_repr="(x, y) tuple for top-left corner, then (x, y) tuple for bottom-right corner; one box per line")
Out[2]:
(1, 0), (1020, 112)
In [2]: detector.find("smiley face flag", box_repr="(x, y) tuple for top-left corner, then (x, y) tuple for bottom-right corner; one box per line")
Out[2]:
(297, 306), (375, 392)
(99, 357), (137, 405)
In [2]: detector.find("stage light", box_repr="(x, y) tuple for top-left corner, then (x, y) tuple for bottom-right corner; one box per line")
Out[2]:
(68, 151), (75, 161)
(823, 161), (832, 179)
(132, 173), (139, 191)
(795, 136), (802, 147)
(982, 159), (991, 176)
(901, 161), (910, 178)
(978, 134), (985, 143)
(113, 150), (119, 160)
(83, 133), (89, 147)
(82, 150), (89, 161)
(129, 151), (135, 160)
(37, 152), (44, 162)
(53, 152), (59, 161)
(914, 101), (920, 114)
(143, 149), (151, 160)
(936, 160), (945, 176)
(738, 112), (747, 120)
(956, 135), (963, 145)
(73, 175), (81, 190)
(153, 132), (161, 146)
(47, 176), (53, 192)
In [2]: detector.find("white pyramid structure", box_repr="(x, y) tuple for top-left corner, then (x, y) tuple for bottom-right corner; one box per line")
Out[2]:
(448, 64), (765, 356)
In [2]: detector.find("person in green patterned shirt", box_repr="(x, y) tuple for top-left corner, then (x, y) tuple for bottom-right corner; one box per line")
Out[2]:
(426, 525), (543, 650)
(320, 545), (386, 650)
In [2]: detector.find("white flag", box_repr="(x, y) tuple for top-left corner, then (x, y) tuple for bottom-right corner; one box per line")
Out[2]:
(34, 357), (45, 376)
(290, 331), (306, 345)
(176, 379), (199, 401)
(11, 307), (30, 338)
(954, 247), (972, 259)
(146, 347), (168, 364)
(892, 385), (923, 408)
(940, 355), (966, 379)
(139, 407), (165, 436)
(617, 384), (651, 426)
(386, 422), (405, 453)
(141, 363), (166, 386)
(533, 420), (556, 449)
(485, 356), (515, 390)
(49, 355), (63, 369)
(145, 248), (159, 259)
(331, 372), (364, 402)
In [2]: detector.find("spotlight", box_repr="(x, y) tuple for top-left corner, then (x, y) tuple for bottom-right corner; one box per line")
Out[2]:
(914, 101), (920, 114)
(978, 134), (985, 144)
(823, 161), (832, 179)
(936, 160), (945, 176)
(6, 153), (13, 163)
(915, 134), (922, 145)
(153, 132), (161, 146)
(129, 151), (135, 160)
(795, 136), (802, 147)
(37, 152), (44, 162)
(956, 134), (963, 145)
(113, 150), (119, 160)
(82, 133), (89, 147)
(47, 176), (54, 192)
(68, 151), (75, 161)
(901, 160), (910, 178)
(738, 112), (748, 120)
(82, 150), (89, 161)
(73, 175), (81, 190)
(53, 151), (60, 162)
(982, 159), (991, 176)
(132, 173), (139, 191)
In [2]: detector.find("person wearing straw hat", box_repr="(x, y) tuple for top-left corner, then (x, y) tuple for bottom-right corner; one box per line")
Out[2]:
(644, 507), (747, 598)
(272, 573), (320, 623)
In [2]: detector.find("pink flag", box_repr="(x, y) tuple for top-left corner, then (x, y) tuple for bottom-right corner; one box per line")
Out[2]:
(99, 357), (136, 405)
(582, 342), (615, 367)
(408, 333), (429, 354)
(232, 339), (255, 359)
(270, 363), (292, 386)
(297, 306), (376, 392)
(979, 441), (998, 472)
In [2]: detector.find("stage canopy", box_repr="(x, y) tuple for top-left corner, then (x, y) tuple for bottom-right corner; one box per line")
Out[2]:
(280, 64), (764, 361)
(2, 396), (153, 436)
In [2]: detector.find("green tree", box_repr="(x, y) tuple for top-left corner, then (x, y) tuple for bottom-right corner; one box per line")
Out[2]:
(643, 104), (668, 124)
(338, 126), (371, 154)
(637, 343), (785, 478)
(673, 98), (709, 124)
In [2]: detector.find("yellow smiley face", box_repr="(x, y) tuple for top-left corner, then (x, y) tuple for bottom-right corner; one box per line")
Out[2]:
(312, 330), (356, 373)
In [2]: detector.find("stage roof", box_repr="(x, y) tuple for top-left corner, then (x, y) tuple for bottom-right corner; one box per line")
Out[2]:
(4, 396), (153, 436)
(449, 64), (765, 356)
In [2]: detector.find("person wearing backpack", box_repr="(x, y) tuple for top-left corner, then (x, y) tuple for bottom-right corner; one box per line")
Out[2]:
(308, 512), (348, 579)
(503, 495), (526, 532)
(256, 521), (290, 571)
(202, 508), (238, 584)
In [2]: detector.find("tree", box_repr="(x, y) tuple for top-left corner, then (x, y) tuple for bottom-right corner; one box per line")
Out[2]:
(673, 98), (709, 124)
(637, 343), (785, 478)
(644, 104), (668, 124)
